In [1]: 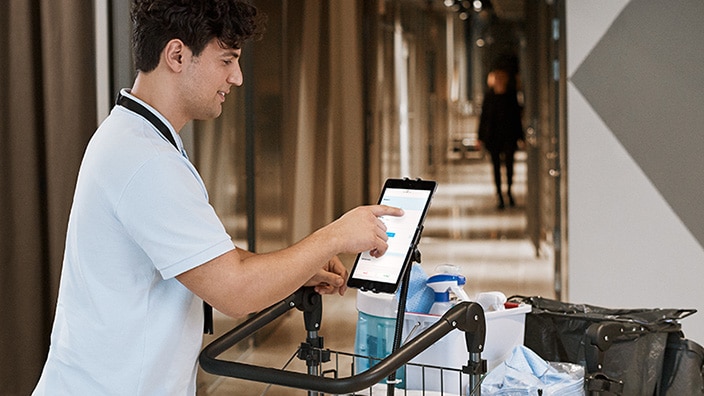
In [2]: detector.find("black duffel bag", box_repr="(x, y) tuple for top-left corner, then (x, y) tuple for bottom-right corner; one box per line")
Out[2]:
(509, 296), (698, 395)
(660, 331), (704, 395)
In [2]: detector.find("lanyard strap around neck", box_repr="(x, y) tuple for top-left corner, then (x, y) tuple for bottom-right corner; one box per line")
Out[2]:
(115, 92), (213, 334)
(116, 92), (178, 151)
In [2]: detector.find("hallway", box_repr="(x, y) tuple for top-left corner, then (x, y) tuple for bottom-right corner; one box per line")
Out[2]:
(198, 152), (555, 395)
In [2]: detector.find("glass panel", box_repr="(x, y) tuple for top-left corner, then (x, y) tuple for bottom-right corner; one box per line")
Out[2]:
(193, 3), (287, 255)
(250, 1), (286, 254)
(193, 87), (249, 249)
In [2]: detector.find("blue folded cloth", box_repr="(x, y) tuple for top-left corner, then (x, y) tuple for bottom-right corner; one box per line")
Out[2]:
(397, 263), (435, 314)
(481, 345), (585, 395)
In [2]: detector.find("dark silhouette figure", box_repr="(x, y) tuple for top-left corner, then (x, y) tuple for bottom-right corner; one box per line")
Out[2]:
(478, 68), (525, 209)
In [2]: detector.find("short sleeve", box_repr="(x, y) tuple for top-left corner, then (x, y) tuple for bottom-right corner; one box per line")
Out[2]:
(115, 153), (235, 279)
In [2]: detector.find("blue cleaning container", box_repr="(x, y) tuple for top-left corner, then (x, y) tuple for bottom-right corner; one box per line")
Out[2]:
(353, 290), (404, 385)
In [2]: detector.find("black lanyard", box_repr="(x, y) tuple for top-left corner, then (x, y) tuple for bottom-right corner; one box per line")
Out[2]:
(116, 92), (179, 151)
(115, 92), (214, 335)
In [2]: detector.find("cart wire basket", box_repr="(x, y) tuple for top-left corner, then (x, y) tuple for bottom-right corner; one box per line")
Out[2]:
(256, 345), (480, 396)
(199, 287), (488, 395)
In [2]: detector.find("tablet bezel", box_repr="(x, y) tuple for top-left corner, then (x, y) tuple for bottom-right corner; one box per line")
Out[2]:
(346, 178), (437, 294)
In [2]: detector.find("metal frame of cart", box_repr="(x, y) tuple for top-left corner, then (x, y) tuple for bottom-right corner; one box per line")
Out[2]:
(199, 287), (488, 395)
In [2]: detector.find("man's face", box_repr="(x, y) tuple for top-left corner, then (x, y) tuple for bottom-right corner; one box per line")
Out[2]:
(179, 39), (243, 121)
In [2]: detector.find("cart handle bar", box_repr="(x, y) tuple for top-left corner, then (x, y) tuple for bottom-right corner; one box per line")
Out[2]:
(199, 288), (485, 394)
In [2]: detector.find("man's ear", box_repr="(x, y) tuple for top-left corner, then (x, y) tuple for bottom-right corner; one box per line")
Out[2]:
(163, 39), (186, 72)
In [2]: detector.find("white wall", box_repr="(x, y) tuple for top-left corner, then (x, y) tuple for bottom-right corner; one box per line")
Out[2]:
(566, 0), (704, 343)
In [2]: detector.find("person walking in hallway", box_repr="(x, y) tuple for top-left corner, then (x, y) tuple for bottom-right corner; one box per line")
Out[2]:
(477, 67), (525, 210)
(32, 1), (403, 394)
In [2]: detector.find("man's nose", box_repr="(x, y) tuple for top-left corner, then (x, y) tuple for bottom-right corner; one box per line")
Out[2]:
(228, 67), (243, 86)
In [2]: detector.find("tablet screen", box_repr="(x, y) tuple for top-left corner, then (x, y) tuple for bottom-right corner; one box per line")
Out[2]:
(347, 178), (436, 293)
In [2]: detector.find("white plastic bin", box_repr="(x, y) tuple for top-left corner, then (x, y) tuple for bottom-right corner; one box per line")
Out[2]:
(402, 303), (532, 392)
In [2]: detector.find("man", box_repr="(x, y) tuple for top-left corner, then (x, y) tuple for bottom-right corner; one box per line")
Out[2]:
(33, 1), (403, 394)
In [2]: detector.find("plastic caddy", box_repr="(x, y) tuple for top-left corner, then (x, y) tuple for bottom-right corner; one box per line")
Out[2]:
(402, 303), (531, 393)
(509, 296), (702, 395)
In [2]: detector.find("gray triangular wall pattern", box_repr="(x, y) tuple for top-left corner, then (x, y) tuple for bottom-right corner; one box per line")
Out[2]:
(571, 0), (704, 249)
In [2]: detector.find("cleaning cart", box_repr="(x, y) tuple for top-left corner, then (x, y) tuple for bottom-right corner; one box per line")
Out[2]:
(199, 286), (487, 395)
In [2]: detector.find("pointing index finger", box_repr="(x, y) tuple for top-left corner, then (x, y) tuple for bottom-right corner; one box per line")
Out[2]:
(371, 205), (404, 217)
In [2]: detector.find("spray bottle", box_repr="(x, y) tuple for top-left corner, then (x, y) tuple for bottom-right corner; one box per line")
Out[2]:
(426, 273), (470, 316)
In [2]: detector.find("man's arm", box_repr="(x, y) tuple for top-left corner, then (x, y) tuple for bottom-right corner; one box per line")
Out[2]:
(236, 246), (347, 295)
(177, 205), (403, 318)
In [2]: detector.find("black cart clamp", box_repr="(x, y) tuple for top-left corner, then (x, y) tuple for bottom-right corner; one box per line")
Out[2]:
(461, 301), (488, 377)
(295, 288), (330, 378)
(458, 300), (488, 396)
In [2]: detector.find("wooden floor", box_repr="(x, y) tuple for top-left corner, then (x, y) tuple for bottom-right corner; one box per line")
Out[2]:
(198, 153), (555, 395)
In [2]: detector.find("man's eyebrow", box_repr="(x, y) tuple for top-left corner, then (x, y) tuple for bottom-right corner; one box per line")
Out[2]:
(222, 49), (241, 58)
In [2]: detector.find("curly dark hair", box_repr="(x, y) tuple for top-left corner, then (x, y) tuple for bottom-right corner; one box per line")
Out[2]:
(131, 0), (264, 72)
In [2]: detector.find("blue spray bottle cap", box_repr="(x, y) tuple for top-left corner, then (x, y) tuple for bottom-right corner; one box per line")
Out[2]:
(426, 273), (468, 315)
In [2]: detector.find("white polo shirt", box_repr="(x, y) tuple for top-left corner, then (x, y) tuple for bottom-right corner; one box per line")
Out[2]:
(33, 90), (235, 395)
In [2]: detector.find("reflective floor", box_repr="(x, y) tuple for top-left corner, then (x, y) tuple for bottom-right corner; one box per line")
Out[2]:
(197, 153), (555, 395)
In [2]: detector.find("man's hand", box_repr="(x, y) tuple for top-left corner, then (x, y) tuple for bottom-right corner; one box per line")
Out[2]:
(321, 205), (404, 258)
(305, 256), (348, 296)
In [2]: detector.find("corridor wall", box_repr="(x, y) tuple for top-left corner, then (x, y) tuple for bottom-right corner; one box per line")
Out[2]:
(566, 0), (704, 342)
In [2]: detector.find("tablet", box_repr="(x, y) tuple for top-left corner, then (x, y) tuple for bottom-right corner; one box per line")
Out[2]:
(347, 178), (437, 294)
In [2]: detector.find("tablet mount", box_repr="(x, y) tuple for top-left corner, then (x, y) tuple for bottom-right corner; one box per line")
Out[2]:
(384, 233), (422, 392)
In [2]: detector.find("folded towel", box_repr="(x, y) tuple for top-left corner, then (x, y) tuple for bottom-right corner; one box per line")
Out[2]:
(481, 345), (585, 395)
(398, 263), (435, 314)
